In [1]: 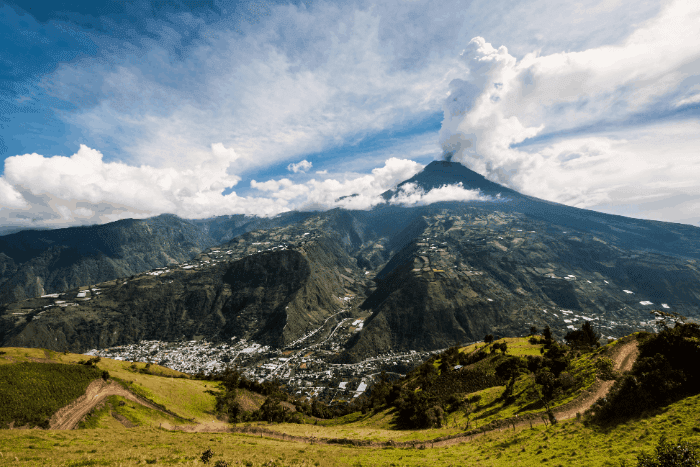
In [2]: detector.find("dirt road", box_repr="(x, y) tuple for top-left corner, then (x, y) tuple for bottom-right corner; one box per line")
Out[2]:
(555, 338), (638, 421)
(49, 379), (165, 430)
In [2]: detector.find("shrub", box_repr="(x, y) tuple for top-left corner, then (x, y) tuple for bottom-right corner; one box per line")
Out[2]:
(201, 448), (214, 464)
(564, 321), (600, 350)
(630, 436), (699, 466)
(595, 357), (616, 381)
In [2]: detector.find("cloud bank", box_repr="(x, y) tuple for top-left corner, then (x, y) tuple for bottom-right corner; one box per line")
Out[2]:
(388, 182), (491, 206)
(0, 144), (281, 224)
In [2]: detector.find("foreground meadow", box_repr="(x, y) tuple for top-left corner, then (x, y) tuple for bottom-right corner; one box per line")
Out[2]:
(1, 392), (698, 466)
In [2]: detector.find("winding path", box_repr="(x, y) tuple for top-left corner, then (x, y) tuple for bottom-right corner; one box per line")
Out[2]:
(49, 380), (168, 430)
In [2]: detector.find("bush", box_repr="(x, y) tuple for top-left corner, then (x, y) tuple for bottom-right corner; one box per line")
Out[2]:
(596, 357), (616, 380)
(564, 321), (600, 350)
(629, 436), (699, 466)
(201, 449), (214, 464)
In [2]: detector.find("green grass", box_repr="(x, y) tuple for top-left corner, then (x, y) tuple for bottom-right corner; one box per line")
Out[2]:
(0, 362), (103, 428)
(0, 393), (698, 466)
(0, 339), (698, 466)
(78, 395), (198, 430)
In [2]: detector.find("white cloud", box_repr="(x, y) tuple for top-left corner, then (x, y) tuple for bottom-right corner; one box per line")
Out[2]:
(44, 3), (465, 174)
(0, 178), (29, 209)
(0, 153), (425, 225)
(5, 0), (699, 227)
(388, 182), (490, 206)
(252, 157), (424, 211)
(287, 160), (313, 173)
(0, 144), (286, 223)
(439, 0), (700, 213)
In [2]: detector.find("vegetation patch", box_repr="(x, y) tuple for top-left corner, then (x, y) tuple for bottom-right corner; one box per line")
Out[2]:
(0, 362), (102, 428)
(588, 321), (700, 425)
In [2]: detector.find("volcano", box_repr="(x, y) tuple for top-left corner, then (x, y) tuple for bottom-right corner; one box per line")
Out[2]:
(3, 161), (700, 360)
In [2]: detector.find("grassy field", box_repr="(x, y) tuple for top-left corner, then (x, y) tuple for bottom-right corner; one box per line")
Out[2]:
(78, 395), (194, 430)
(0, 393), (698, 466)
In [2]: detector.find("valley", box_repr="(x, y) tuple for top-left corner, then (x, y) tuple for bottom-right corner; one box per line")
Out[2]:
(2, 202), (681, 400)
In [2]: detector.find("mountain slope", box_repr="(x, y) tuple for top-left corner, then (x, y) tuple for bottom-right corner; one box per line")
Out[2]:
(0, 233), (362, 352)
(0, 215), (215, 304)
(344, 205), (700, 358)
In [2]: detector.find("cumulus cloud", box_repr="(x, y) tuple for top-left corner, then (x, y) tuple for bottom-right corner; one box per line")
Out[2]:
(0, 144), (286, 224)
(287, 160), (312, 173)
(439, 0), (700, 210)
(0, 153), (426, 225)
(388, 182), (491, 206)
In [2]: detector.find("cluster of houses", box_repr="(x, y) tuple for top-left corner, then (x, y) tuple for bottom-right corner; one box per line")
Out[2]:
(86, 333), (437, 403)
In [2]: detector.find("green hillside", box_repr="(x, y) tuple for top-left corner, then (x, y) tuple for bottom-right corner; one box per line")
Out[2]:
(0, 323), (698, 466)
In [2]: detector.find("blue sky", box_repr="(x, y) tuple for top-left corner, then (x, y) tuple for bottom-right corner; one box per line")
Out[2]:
(1, 0), (699, 227)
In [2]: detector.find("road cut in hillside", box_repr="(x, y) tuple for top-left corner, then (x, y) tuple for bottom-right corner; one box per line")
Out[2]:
(553, 338), (637, 422)
(225, 339), (641, 449)
(49, 379), (169, 430)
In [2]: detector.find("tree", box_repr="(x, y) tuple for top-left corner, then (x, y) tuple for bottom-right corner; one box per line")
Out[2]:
(369, 372), (393, 410)
(650, 309), (688, 330)
(530, 326), (538, 336)
(257, 395), (290, 423)
(543, 326), (553, 342)
(484, 334), (494, 344)
(439, 358), (453, 374)
(461, 394), (481, 430)
(564, 321), (600, 350)
(527, 355), (544, 373)
(396, 389), (443, 428)
(500, 342), (508, 354)
(542, 342), (570, 376)
(531, 369), (561, 424)
(496, 357), (527, 398)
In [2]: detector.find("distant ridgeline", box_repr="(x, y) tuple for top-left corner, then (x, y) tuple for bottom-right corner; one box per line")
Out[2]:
(2, 161), (700, 359)
(0, 212), (313, 305)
